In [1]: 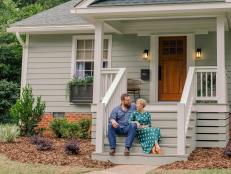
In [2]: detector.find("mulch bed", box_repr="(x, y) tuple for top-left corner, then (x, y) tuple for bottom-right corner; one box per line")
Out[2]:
(0, 137), (114, 169)
(159, 148), (231, 170)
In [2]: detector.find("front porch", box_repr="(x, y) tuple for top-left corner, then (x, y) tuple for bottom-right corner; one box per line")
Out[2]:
(88, 15), (230, 164)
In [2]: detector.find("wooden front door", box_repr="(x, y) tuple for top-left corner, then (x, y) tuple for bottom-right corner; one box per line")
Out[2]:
(158, 36), (187, 101)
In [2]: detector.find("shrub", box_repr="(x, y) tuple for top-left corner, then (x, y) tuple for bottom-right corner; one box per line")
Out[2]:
(35, 137), (53, 151)
(78, 119), (91, 139)
(50, 118), (69, 138)
(9, 84), (46, 136)
(30, 134), (42, 145)
(50, 118), (91, 139)
(64, 139), (80, 155)
(60, 122), (79, 139)
(0, 124), (20, 142)
(0, 80), (20, 123)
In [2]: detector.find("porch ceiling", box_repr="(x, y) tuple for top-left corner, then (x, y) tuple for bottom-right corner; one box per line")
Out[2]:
(105, 17), (228, 35)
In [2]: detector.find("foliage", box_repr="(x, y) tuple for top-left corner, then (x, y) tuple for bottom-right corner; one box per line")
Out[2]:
(77, 119), (91, 139)
(50, 118), (80, 139)
(64, 139), (80, 155)
(60, 122), (80, 139)
(65, 75), (93, 98)
(30, 135), (53, 151)
(0, 80), (20, 123)
(30, 134), (43, 144)
(68, 76), (94, 86)
(35, 137), (53, 151)
(50, 118), (91, 139)
(50, 118), (69, 138)
(9, 84), (46, 136)
(0, 124), (20, 142)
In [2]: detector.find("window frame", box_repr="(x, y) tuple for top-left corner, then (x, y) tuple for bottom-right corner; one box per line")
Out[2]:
(71, 35), (112, 78)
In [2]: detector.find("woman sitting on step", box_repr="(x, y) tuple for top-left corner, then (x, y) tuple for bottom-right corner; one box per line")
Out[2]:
(129, 98), (161, 154)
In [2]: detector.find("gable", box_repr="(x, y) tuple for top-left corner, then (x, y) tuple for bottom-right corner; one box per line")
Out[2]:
(90, 0), (225, 7)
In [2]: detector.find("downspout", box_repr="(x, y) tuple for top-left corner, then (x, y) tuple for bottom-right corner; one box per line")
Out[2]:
(16, 32), (25, 47)
(15, 32), (29, 97)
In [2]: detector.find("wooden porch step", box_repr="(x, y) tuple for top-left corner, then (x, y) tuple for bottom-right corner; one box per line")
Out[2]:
(104, 143), (191, 155)
(105, 136), (193, 144)
(92, 152), (188, 165)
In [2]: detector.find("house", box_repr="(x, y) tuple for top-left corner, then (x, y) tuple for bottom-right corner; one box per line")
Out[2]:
(7, 0), (231, 165)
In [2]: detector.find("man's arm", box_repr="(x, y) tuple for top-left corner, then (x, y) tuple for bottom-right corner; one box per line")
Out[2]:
(109, 107), (119, 128)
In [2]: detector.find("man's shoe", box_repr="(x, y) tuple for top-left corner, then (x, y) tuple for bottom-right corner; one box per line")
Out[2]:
(124, 147), (130, 156)
(109, 149), (115, 156)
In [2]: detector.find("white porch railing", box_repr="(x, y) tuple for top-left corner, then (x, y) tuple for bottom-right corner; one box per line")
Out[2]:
(95, 68), (127, 153)
(101, 68), (120, 99)
(195, 67), (217, 101)
(177, 66), (217, 155)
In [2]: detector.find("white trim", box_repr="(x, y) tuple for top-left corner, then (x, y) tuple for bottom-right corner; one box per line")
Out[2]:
(193, 104), (229, 112)
(7, 25), (94, 33)
(74, 2), (231, 16)
(216, 15), (227, 104)
(150, 36), (159, 104)
(20, 34), (29, 96)
(71, 35), (112, 78)
(187, 34), (195, 69)
(94, 21), (104, 153)
(149, 34), (195, 102)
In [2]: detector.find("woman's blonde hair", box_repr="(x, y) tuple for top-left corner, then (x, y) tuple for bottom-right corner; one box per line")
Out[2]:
(136, 98), (147, 108)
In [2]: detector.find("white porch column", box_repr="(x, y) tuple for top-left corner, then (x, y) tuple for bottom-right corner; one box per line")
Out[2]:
(93, 21), (104, 103)
(216, 16), (227, 104)
(94, 20), (104, 153)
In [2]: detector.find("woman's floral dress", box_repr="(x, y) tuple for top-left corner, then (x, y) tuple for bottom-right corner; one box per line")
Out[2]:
(129, 111), (161, 154)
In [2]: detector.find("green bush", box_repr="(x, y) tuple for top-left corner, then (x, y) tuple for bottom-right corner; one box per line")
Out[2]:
(78, 119), (91, 139)
(9, 84), (46, 136)
(0, 124), (20, 142)
(0, 80), (20, 123)
(50, 118), (69, 138)
(50, 118), (91, 139)
(60, 122), (80, 139)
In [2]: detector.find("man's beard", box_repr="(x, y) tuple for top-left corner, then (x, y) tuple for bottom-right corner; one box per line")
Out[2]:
(123, 103), (131, 109)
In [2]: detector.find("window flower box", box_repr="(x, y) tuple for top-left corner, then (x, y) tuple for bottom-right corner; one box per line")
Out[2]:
(66, 76), (93, 104)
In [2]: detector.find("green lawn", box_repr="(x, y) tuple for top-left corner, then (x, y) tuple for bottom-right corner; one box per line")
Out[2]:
(0, 154), (99, 174)
(147, 169), (231, 174)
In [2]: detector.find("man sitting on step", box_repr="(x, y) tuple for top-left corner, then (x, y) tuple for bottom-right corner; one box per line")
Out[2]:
(108, 93), (137, 156)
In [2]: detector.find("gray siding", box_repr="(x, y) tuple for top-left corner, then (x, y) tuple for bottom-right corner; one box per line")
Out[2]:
(27, 34), (90, 113)
(111, 34), (150, 102)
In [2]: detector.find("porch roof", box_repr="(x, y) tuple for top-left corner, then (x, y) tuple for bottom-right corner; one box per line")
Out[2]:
(90, 0), (225, 7)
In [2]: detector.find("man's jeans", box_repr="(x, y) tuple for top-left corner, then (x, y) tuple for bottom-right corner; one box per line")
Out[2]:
(108, 123), (137, 149)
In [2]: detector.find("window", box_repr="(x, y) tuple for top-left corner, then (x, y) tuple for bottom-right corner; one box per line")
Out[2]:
(53, 112), (65, 119)
(73, 36), (111, 79)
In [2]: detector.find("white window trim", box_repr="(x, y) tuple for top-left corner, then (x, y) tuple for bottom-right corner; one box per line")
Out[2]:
(71, 35), (112, 78)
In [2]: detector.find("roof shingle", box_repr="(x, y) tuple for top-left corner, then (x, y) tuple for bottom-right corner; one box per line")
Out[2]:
(11, 0), (88, 27)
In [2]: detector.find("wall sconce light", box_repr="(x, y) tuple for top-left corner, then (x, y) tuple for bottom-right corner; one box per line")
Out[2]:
(196, 48), (202, 60)
(142, 49), (149, 61)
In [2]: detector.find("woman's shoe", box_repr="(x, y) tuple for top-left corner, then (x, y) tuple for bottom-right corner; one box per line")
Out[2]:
(155, 144), (161, 154)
